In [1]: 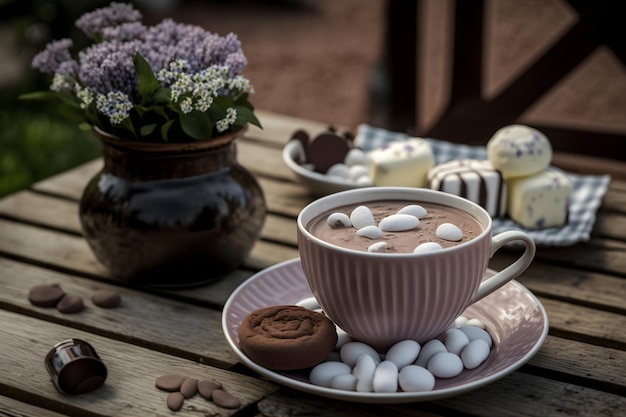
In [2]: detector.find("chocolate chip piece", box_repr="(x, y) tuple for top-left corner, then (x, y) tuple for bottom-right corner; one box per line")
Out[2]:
(155, 374), (185, 392)
(56, 294), (84, 314)
(28, 284), (65, 307)
(212, 389), (241, 409)
(91, 289), (121, 308)
(180, 378), (197, 398)
(166, 392), (184, 411)
(197, 380), (222, 400)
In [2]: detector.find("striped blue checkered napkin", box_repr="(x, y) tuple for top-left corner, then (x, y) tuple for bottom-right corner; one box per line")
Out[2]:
(355, 124), (611, 246)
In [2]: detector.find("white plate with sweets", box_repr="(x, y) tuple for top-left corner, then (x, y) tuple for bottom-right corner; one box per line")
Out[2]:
(222, 258), (549, 404)
(284, 124), (610, 247)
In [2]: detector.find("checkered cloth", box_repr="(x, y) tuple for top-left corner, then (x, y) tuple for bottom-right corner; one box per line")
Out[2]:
(355, 124), (611, 247)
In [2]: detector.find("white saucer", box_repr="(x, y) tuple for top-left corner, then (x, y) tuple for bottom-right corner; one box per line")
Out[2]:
(222, 258), (548, 404)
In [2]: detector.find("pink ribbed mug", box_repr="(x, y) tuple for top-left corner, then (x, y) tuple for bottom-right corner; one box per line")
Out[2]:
(297, 187), (535, 352)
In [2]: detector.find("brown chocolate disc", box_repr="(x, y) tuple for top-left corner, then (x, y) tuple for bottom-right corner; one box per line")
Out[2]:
(56, 294), (84, 314)
(166, 392), (184, 411)
(197, 380), (222, 400)
(28, 284), (65, 307)
(155, 374), (186, 392)
(238, 305), (338, 370)
(179, 378), (198, 398)
(212, 389), (241, 409)
(91, 289), (121, 308)
(306, 132), (351, 173)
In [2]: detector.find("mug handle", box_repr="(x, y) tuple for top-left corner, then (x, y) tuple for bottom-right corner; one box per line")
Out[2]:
(470, 230), (536, 304)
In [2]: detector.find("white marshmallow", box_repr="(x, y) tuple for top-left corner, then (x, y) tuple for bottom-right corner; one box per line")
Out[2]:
(368, 241), (392, 253)
(350, 205), (376, 229)
(436, 223), (463, 241)
(356, 225), (384, 239)
(326, 163), (350, 179)
(379, 214), (419, 232)
(413, 242), (443, 254)
(327, 212), (351, 228)
(344, 148), (367, 166)
(397, 204), (428, 218)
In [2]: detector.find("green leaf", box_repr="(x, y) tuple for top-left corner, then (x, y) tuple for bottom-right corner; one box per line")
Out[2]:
(19, 91), (59, 101)
(234, 92), (253, 109)
(214, 95), (234, 109)
(180, 111), (213, 140)
(58, 103), (85, 121)
(153, 88), (172, 103)
(140, 123), (157, 137)
(134, 53), (160, 104)
(161, 119), (175, 141)
(234, 105), (262, 129)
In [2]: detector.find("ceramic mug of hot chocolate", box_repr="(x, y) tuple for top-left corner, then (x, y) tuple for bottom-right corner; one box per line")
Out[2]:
(297, 187), (535, 352)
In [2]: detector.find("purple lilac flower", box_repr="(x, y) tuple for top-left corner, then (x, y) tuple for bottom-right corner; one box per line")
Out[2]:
(76, 2), (142, 39)
(102, 22), (147, 42)
(32, 39), (73, 74)
(77, 41), (140, 97)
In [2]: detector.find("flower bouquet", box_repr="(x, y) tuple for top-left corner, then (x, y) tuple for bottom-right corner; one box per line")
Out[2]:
(22, 2), (261, 142)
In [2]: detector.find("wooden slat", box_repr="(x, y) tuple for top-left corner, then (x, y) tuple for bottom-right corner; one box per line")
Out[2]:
(490, 255), (626, 313)
(0, 310), (276, 417)
(0, 258), (240, 367)
(0, 395), (70, 417)
(258, 371), (626, 417)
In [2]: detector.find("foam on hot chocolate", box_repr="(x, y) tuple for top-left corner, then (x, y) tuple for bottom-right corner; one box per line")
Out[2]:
(307, 201), (483, 253)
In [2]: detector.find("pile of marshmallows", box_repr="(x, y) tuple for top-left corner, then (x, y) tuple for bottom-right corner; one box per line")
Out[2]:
(328, 203), (462, 253)
(296, 124), (572, 230)
(309, 315), (492, 393)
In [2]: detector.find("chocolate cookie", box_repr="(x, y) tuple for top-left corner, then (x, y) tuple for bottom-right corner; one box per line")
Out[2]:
(28, 283), (65, 307)
(238, 305), (337, 370)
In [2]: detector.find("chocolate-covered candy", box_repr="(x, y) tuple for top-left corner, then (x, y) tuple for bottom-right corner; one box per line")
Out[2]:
(166, 392), (185, 411)
(212, 389), (241, 409)
(155, 374), (186, 391)
(28, 283), (65, 307)
(197, 380), (222, 400)
(56, 294), (84, 314)
(180, 378), (198, 398)
(91, 289), (121, 308)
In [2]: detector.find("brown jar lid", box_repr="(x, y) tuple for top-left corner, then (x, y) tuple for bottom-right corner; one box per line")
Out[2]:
(45, 339), (107, 395)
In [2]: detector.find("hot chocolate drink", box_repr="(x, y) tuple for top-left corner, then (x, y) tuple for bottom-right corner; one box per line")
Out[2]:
(306, 200), (483, 253)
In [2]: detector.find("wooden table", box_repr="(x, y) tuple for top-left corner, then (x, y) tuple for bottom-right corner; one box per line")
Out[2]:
(0, 110), (624, 416)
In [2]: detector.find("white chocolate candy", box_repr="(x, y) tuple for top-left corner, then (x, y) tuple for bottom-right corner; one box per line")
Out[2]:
(428, 159), (507, 217)
(379, 214), (419, 232)
(427, 352), (464, 378)
(368, 138), (435, 187)
(309, 361), (352, 387)
(487, 124), (552, 178)
(349, 165), (370, 182)
(459, 325), (492, 348)
(413, 242), (443, 254)
(327, 213), (351, 228)
(326, 163), (350, 179)
(398, 365), (436, 392)
(330, 373), (358, 391)
(466, 318), (486, 329)
(356, 225), (384, 239)
(436, 223), (463, 241)
(460, 339), (491, 369)
(443, 328), (470, 355)
(507, 169), (572, 229)
(344, 148), (367, 167)
(385, 340), (421, 369)
(350, 206), (376, 229)
(368, 241), (392, 253)
(397, 204), (428, 218)
(340, 342), (380, 366)
(415, 339), (447, 367)
(354, 354), (377, 392)
(372, 361), (399, 393)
